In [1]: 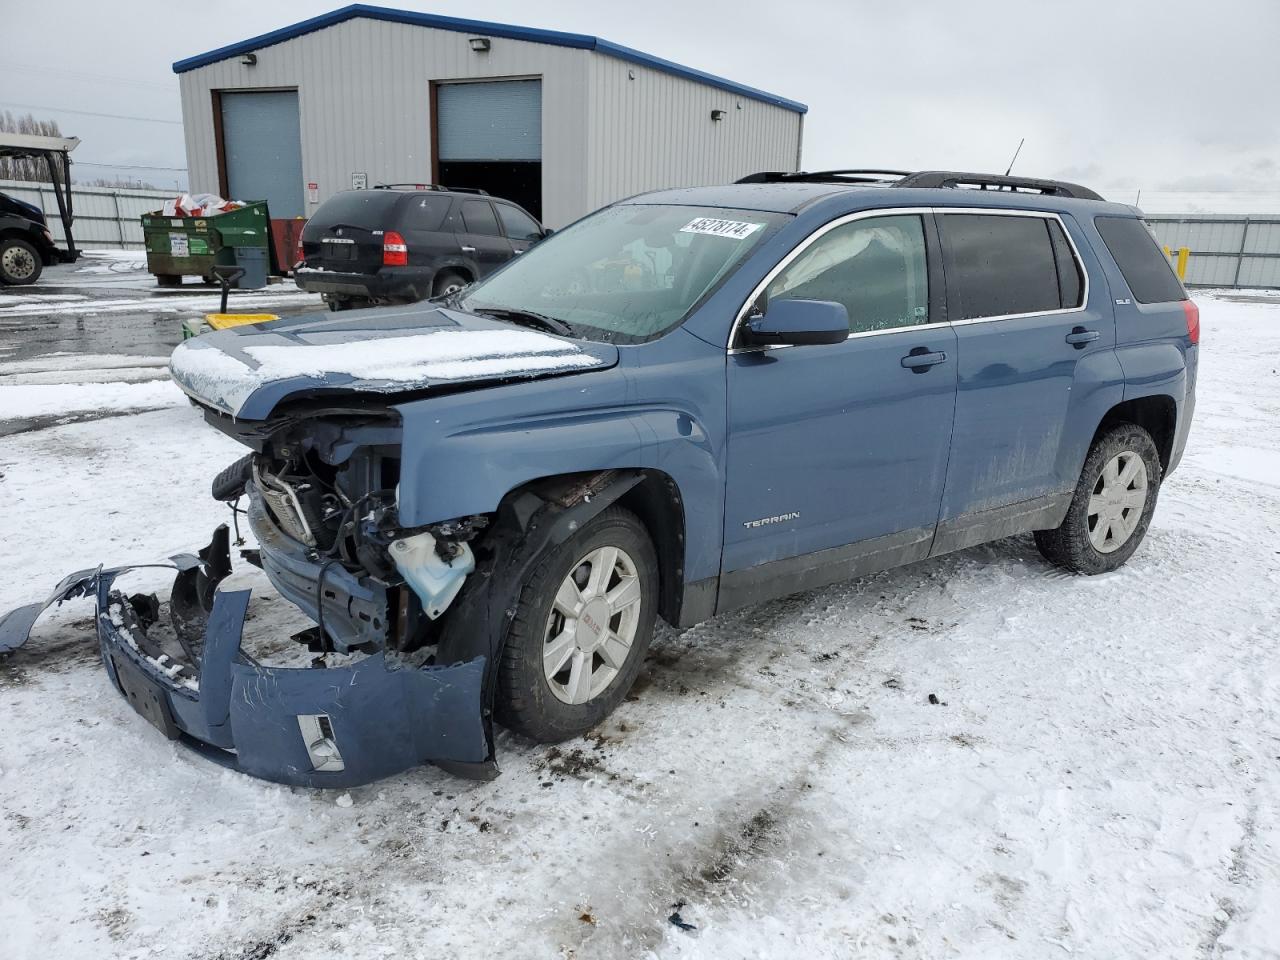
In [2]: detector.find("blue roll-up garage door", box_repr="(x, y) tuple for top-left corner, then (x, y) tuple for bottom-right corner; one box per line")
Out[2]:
(437, 80), (541, 161)
(220, 90), (304, 217)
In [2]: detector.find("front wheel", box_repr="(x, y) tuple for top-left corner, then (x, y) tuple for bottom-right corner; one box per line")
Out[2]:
(497, 506), (658, 742)
(1035, 423), (1162, 574)
(0, 237), (42, 285)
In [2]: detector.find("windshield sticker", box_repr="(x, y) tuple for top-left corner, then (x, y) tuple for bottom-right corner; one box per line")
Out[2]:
(679, 217), (764, 241)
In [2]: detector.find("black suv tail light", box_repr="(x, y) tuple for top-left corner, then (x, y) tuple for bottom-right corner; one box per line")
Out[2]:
(383, 230), (408, 267)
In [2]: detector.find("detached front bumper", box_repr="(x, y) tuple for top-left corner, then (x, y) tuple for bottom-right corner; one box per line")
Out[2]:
(0, 538), (496, 788)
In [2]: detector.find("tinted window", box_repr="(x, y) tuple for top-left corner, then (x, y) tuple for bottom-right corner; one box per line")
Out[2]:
(495, 203), (542, 241)
(308, 190), (400, 230)
(941, 214), (1062, 319)
(1095, 216), (1186, 303)
(399, 194), (451, 232)
(1048, 219), (1084, 308)
(765, 215), (930, 333)
(461, 200), (501, 236)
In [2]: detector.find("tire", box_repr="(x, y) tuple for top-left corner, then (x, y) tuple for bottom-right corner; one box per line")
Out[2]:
(432, 270), (468, 298)
(1034, 423), (1162, 574)
(497, 505), (659, 742)
(0, 237), (42, 285)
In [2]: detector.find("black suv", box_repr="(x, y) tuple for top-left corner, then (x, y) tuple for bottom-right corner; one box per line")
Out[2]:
(294, 185), (548, 310)
(0, 190), (60, 285)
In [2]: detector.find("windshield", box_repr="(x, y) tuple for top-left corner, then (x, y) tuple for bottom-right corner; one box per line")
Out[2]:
(460, 204), (786, 343)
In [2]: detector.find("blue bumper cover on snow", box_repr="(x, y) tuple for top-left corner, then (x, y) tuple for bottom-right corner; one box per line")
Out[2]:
(0, 564), (493, 788)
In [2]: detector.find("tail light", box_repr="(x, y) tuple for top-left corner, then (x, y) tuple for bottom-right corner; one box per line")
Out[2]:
(383, 230), (408, 267)
(1182, 299), (1200, 345)
(294, 235), (304, 267)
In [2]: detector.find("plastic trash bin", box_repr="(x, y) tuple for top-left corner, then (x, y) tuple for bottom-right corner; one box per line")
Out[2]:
(232, 246), (269, 290)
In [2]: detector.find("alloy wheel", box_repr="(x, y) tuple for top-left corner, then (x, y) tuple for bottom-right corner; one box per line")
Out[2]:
(542, 545), (643, 705)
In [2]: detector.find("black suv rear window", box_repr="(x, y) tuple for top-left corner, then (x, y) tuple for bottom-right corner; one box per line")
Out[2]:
(940, 214), (1077, 320)
(310, 190), (401, 230)
(1094, 216), (1186, 303)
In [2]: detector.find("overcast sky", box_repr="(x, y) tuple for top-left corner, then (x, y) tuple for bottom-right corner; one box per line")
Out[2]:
(3, 0), (1277, 200)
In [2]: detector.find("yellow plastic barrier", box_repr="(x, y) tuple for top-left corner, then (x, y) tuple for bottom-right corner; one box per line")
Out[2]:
(205, 313), (280, 331)
(1162, 245), (1190, 280)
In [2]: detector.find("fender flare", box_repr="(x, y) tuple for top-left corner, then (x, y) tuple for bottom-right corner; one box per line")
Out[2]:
(432, 469), (644, 776)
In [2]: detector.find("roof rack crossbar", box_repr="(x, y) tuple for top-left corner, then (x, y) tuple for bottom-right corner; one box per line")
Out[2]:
(895, 171), (1104, 201)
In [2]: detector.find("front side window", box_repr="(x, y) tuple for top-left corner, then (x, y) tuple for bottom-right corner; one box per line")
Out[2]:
(496, 203), (542, 241)
(764, 214), (930, 333)
(940, 213), (1078, 320)
(461, 204), (786, 343)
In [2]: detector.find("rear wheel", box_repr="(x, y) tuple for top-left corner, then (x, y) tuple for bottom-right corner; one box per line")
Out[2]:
(432, 270), (468, 298)
(1035, 423), (1162, 574)
(0, 237), (42, 285)
(497, 506), (658, 742)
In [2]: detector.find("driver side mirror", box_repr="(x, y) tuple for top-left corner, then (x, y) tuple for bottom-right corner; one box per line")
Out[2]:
(744, 298), (849, 346)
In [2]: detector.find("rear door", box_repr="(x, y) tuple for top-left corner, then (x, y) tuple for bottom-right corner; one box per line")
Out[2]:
(721, 212), (958, 606)
(493, 201), (545, 255)
(457, 199), (514, 276)
(931, 209), (1120, 553)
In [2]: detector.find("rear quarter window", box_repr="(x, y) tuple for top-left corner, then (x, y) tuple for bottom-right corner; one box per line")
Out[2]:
(1094, 216), (1186, 304)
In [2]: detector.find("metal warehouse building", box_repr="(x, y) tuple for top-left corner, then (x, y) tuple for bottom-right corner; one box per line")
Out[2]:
(173, 5), (806, 227)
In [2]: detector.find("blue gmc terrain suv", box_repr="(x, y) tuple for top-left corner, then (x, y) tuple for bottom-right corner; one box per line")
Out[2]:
(1, 169), (1199, 787)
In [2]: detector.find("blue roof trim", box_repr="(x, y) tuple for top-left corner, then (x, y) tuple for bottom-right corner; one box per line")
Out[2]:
(171, 3), (808, 114)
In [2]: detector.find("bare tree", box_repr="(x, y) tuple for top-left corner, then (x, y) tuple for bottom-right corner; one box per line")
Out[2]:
(83, 176), (158, 189)
(0, 111), (69, 183)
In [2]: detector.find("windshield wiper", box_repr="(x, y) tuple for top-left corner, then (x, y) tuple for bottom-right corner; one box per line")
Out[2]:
(475, 307), (575, 338)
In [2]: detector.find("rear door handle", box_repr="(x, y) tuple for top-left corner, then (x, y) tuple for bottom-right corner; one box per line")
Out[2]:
(1065, 327), (1100, 347)
(901, 349), (948, 372)
(460, 245), (477, 254)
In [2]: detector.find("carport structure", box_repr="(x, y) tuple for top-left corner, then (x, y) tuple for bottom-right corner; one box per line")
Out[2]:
(0, 132), (81, 263)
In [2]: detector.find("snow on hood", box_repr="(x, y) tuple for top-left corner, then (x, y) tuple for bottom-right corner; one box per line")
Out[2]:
(168, 307), (615, 419)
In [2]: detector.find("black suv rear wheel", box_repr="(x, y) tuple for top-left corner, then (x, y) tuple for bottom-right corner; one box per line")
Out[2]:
(432, 270), (468, 298)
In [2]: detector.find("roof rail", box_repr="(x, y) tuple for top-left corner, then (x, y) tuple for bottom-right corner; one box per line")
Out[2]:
(895, 171), (1104, 201)
(736, 169), (912, 185)
(372, 183), (491, 196)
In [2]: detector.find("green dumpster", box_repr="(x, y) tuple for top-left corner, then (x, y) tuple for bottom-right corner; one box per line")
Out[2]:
(141, 201), (272, 289)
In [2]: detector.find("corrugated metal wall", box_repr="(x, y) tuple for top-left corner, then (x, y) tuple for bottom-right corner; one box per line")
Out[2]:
(0, 178), (172, 249)
(584, 55), (802, 214)
(177, 17), (802, 228)
(1145, 216), (1280, 289)
(178, 18), (591, 227)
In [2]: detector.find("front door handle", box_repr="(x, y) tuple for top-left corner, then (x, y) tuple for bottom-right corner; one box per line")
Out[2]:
(1065, 327), (1100, 348)
(901, 348), (948, 372)
(460, 245), (477, 254)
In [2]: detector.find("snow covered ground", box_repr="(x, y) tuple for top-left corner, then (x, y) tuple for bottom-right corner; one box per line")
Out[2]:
(0, 294), (1278, 960)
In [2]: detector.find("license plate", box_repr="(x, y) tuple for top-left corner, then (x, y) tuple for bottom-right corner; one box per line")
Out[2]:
(110, 652), (180, 740)
(322, 240), (355, 261)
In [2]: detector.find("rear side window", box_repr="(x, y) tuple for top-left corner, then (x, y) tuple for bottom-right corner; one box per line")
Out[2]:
(461, 200), (501, 237)
(940, 214), (1074, 320)
(398, 194), (451, 231)
(1094, 216), (1186, 303)
(495, 203), (542, 241)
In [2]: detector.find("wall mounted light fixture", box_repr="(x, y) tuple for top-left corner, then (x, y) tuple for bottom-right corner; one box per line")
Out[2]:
(469, 37), (491, 52)
(240, 53), (258, 66)
(711, 109), (726, 121)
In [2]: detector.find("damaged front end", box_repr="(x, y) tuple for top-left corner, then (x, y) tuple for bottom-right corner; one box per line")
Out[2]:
(0, 404), (497, 788)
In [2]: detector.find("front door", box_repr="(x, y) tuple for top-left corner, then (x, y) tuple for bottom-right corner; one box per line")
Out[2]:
(457, 199), (514, 278)
(721, 212), (958, 609)
(930, 210), (1118, 554)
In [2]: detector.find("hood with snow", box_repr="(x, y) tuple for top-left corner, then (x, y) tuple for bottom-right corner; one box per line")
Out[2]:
(169, 304), (617, 419)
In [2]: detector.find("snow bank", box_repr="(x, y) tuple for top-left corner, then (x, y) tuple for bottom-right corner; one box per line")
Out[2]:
(0, 379), (185, 423)
(169, 329), (606, 415)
